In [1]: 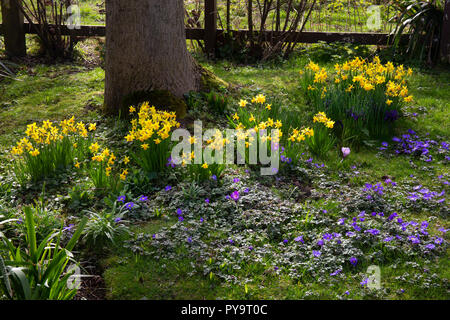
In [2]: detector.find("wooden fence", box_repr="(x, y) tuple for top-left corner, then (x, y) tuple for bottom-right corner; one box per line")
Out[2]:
(1, 0), (449, 61)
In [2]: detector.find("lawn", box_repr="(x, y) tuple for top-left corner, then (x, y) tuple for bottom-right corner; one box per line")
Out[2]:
(0, 37), (448, 300)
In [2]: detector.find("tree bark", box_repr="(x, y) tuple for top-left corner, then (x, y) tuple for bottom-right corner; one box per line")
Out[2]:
(104, 0), (200, 115)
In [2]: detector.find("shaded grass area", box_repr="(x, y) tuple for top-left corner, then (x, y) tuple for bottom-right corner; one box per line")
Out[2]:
(0, 46), (448, 299)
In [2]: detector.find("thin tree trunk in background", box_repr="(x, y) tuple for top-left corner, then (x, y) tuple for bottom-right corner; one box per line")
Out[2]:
(248, 0), (253, 47)
(104, 0), (200, 115)
(1, 0), (26, 57)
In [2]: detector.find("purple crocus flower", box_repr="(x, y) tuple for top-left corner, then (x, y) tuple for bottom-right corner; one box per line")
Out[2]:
(125, 202), (134, 209)
(360, 278), (369, 287)
(230, 190), (240, 202)
(341, 147), (351, 158)
(330, 269), (342, 276)
(63, 224), (75, 232)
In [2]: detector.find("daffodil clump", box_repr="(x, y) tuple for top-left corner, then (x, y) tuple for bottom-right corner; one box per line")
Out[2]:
(175, 129), (227, 182)
(229, 94), (320, 168)
(306, 112), (337, 158)
(228, 94), (286, 165)
(124, 102), (180, 174)
(83, 142), (126, 194)
(11, 117), (96, 184)
(300, 57), (414, 139)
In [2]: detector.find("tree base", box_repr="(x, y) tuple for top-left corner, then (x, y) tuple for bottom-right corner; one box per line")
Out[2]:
(122, 90), (188, 119)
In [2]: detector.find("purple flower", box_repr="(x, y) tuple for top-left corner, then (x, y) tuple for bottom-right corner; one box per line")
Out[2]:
(317, 239), (324, 246)
(230, 190), (240, 202)
(244, 188), (249, 193)
(200, 218), (204, 223)
(205, 198), (210, 203)
(425, 243), (435, 250)
(294, 236), (304, 243)
(283, 239), (288, 244)
(346, 231), (356, 237)
(187, 237), (192, 243)
(435, 237), (443, 245)
(360, 278), (369, 287)
(165, 185), (172, 191)
(408, 235), (420, 244)
(312, 250), (321, 257)
(341, 147), (351, 158)
(233, 178), (240, 183)
(139, 195), (148, 202)
(117, 195), (126, 203)
(229, 239), (234, 244)
(249, 246), (253, 251)
(349, 257), (358, 266)
(388, 212), (398, 221)
(114, 218), (121, 223)
(178, 216), (184, 222)
(63, 224), (75, 232)
(125, 202), (135, 209)
(330, 269), (342, 276)
(176, 208), (183, 215)
(211, 175), (217, 181)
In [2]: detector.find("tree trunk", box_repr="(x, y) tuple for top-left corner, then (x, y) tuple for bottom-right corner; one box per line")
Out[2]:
(104, 0), (200, 115)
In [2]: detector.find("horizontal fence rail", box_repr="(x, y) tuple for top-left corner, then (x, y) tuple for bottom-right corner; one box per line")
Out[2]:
(0, 23), (402, 46)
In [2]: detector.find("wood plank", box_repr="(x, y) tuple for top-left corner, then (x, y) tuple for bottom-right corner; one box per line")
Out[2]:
(0, 23), (407, 46)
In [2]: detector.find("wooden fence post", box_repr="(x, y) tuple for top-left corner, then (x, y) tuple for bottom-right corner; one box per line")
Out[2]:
(441, 0), (450, 63)
(204, 0), (217, 57)
(1, 0), (26, 57)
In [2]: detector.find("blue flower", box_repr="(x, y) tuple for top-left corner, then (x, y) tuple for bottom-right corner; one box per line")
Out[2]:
(312, 250), (321, 257)
(360, 278), (369, 287)
(125, 202), (134, 209)
(117, 195), (126, 203)
(139, 195), (148, 202)
(349, 257), (357, 266)
(330, 269), (342, 276)
(294, 236), (304, 243)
